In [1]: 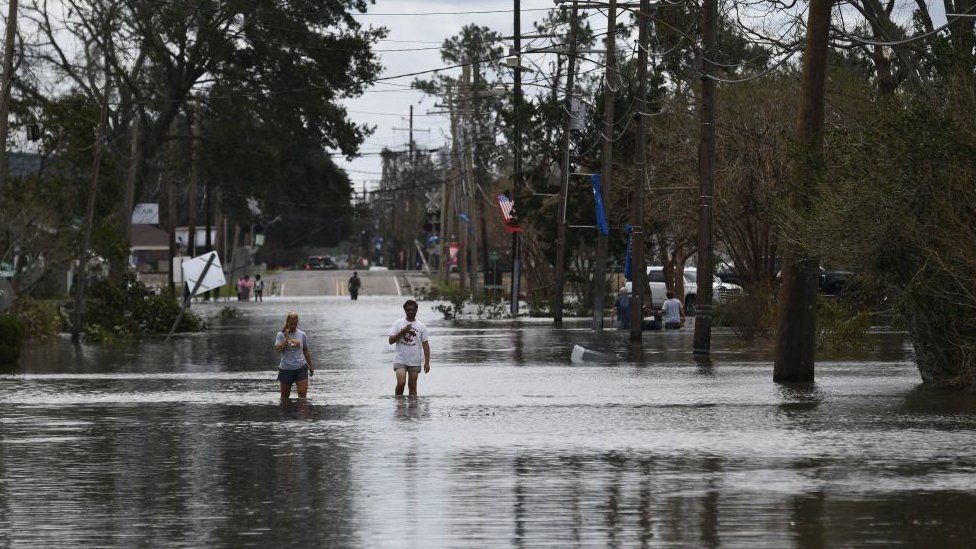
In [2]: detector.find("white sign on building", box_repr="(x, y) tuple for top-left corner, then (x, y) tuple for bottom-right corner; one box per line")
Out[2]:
(131, 203), (160, 224)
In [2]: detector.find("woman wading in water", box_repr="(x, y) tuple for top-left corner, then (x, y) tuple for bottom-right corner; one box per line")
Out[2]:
(274, 311), (315, 399)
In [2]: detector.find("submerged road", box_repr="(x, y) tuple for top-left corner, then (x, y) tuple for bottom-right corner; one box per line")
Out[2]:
(261, 269), (431, 297)
(3, 297), (976, 547)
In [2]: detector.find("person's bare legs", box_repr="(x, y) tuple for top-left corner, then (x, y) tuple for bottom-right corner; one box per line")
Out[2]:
(296, 378), (309, 398)
(280, 381), (291, 400)
(394, 367), (407, 395)
(407, 370), (420, 396)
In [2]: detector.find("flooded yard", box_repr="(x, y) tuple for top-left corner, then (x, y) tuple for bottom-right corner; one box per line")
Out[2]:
(1, 296), (975, 547)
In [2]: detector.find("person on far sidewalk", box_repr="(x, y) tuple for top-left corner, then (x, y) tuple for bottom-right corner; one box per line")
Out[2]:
(348, 271), (361, 300)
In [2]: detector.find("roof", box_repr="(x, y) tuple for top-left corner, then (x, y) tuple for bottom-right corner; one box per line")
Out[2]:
(131, 224), (170, 250)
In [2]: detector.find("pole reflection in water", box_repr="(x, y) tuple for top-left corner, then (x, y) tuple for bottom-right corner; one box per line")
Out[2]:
(0, 296), (975, 547)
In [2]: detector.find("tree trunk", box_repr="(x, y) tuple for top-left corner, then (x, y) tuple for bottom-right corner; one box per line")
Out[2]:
(773, 0), (833, 383)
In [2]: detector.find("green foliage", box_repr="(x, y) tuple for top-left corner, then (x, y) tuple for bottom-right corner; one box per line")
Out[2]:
(417, 281), (469, 320)
(83, 272), (202, 342)
(714, 286), (870, 350)
(416, 281), (513, 320)
(816, 297), (873, 352)
(0, 315), (26, 366)
(8, 298), (61, 340)
(808, 98), (976, 386)
(713, 285), (778, 341)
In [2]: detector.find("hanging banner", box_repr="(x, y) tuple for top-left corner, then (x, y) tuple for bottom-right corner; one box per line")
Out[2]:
(623, 225), (634, 281)
(591, 174), (609, 236)
(458, 213), (474, 236)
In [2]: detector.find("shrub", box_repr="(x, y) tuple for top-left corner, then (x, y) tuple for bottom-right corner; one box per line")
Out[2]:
(8, 297), (61, 340)
(82, 271), (202, 340)
(0, 314), (26, 366)
(713, 284), (778, 341)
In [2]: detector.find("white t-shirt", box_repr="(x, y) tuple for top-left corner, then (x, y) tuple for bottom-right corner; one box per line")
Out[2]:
(663, 298), (683, 323)
(387, 318), (429, 366)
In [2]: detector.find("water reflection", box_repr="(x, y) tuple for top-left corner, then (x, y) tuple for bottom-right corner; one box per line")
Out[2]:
(1, 297), (975, 547)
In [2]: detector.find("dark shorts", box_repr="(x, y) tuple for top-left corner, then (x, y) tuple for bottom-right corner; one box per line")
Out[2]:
(665, 321), (682, 330)
(393, 364), (421, 374)
(278, 365), (309, 384)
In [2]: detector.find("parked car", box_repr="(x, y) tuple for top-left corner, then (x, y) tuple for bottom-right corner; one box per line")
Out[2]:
(302, 256), (337, 270)
(628, 266), (742, 314)
(819, 267), (856, 296)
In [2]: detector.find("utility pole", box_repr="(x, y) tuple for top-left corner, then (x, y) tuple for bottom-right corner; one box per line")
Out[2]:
(592, 0), (618, 331)
(167, 120), (177, 298)
(122, 118), (140, 241)
(462, 64), (480, 293)
(473, 58), (490, 291)
(693, 0), (717, 354)
(438, 145), (450, 281)
(450, 84), (468, 293)
(409, 104), (414, 164)
(71, 45), (111, 344)
(510, 0), (524, 316)
(553, 0), (579, 327)
(629, 0), (652, 341)
(774, 0), (833, 382)
(0, 0), (18, 188)
(187, 104), (200, 258)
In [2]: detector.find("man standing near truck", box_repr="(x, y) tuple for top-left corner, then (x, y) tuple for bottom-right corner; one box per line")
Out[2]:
(662, 291), (686, 329)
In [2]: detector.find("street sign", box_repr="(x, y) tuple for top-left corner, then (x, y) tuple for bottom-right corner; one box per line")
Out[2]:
(181, 252), (225, 295)
(0, 262), (14, 278)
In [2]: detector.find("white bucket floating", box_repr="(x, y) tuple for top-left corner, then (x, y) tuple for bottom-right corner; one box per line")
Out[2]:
(570, 344), (619, 364)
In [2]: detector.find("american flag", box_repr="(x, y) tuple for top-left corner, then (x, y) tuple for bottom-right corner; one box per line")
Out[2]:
(497, 194), (516, 222)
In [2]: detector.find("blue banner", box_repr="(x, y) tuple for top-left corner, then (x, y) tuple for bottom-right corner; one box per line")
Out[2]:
(623, 225), (634, 281)
(591, 174), (609, 236)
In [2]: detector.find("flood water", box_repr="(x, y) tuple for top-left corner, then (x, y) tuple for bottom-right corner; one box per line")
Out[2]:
(2, 296), (975, 547)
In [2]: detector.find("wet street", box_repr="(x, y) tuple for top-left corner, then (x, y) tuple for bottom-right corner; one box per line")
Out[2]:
(2, 296), (975, 547)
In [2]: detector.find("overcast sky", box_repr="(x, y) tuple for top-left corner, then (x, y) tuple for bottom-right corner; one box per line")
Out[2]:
(336, 0), (565, 192)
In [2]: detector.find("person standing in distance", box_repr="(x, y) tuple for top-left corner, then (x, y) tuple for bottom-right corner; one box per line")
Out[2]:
(274, 311), (314, 399)
(662, 291), (686, 329)
(348, 271), (361, 300)
(386, 300), (430, 396)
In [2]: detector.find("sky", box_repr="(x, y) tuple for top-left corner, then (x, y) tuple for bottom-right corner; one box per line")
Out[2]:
(335, 0), (566, 193)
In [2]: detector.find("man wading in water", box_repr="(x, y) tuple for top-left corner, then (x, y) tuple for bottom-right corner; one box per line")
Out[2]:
(274, 311), (315, 399)
(386, 300), (430, 396)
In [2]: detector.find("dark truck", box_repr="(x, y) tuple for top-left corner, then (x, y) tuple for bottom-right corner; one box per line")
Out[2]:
(302, 256), (337, 270)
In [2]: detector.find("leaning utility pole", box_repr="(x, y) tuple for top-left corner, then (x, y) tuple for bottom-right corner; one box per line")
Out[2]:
(693, 0), (717, 354)
(553, 0), (580, 327)
(773, 0), (833, 383)
(628, 0), (652, 341)
(510, 0), (524, 316)
(0, 0), (19, 188)
(71, 47), (111, 344)
(592, 0), (618, 331)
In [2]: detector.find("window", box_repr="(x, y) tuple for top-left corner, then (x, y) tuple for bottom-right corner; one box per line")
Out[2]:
(648, 271), (666, 283)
